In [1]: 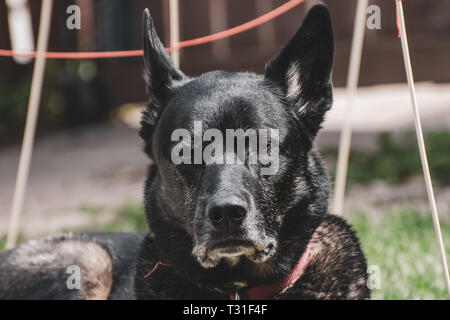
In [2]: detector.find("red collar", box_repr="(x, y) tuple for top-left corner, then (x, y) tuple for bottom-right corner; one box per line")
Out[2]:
(230, 243), (311, 300)
(144, 243), (311, 300)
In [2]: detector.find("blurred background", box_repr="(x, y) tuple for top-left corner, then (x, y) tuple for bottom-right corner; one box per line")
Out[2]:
(1, 0), (450, 299)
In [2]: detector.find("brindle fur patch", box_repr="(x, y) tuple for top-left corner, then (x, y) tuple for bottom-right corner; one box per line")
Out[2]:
(0, 234), (113, 300)
(283, 215), (370, 300)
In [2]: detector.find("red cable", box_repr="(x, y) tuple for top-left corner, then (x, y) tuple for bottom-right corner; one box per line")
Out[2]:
(0, 0), (304, 59)
(170, 0), (304, 51)
(0, 49), (144, 59)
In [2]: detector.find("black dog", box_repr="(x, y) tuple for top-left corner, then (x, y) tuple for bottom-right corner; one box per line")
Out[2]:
(0, 4), (369, 300)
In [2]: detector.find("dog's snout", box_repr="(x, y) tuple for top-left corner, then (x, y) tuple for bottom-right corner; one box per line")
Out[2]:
(206, 195), (247, 230)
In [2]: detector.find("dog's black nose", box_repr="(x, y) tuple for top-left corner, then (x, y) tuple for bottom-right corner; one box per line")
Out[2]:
(206, 195), (247, 231)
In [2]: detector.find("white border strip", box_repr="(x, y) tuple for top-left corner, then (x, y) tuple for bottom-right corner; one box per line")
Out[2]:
(333, 0), (369, 215)
(169, 0), (180, 68)
(6, 0), (54, 249)
(396, 0), (450, 299)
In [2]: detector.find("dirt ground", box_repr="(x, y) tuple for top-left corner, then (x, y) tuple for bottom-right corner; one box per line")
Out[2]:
(0, 124), (148, 236)
(1, 82), (450, 236)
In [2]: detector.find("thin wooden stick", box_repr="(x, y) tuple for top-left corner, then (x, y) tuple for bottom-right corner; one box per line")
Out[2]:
(333, 0), (369, 215)
(396, 0), (450, 299)
(6, 0), (53, 249)
(169, 0), (180, 67)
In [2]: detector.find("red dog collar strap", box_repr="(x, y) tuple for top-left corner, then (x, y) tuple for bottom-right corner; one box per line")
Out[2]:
(144, 243), (311, 300)
(231, 243), (311, 300)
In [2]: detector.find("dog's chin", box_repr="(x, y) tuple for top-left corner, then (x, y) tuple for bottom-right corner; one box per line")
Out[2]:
(193, 239), (277, 269)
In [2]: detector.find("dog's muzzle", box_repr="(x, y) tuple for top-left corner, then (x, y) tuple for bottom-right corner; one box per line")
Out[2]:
(209, 239), (255, 258)
(193, 192), (277, 268)
(193, 237), (277, 268)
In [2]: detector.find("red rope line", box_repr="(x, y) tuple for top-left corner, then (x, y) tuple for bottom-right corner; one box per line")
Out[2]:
(0, 49), (144, 59)
(396, 0), (405, 38)
(0, 0), (305, 59)
(170, 0), (304, 50)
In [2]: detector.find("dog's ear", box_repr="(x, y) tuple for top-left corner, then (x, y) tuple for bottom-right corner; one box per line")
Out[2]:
(140, 9), (186, 157)
(265, 4), (334, 138)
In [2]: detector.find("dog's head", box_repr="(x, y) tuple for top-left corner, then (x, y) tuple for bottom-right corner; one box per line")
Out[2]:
(140, 4), (333, 271)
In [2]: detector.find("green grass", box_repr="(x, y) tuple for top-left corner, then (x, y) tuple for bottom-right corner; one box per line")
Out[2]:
(76, 201), (147, 233)
(0, 235), (5, 252)
(102, 202), (147, 232)
(323, 131), (450, 185)
(350, 211), (450, 299)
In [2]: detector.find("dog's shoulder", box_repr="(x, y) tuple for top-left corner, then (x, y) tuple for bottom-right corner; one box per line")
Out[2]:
(0, 232), (145, 300)
(0, 234), (113, 299)
(309, 214), (363, 255)
(286, 214), (370, 299)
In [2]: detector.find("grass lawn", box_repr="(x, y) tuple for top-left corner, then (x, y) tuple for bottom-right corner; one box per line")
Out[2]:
(1, 204), (449, 300)
(0, 236), (5, 253)
(323, 131), (450, 185)
(350, 211), (450, 300)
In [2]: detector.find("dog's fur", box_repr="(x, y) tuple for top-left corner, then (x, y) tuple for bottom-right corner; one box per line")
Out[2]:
(0, 4), (370, 300)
